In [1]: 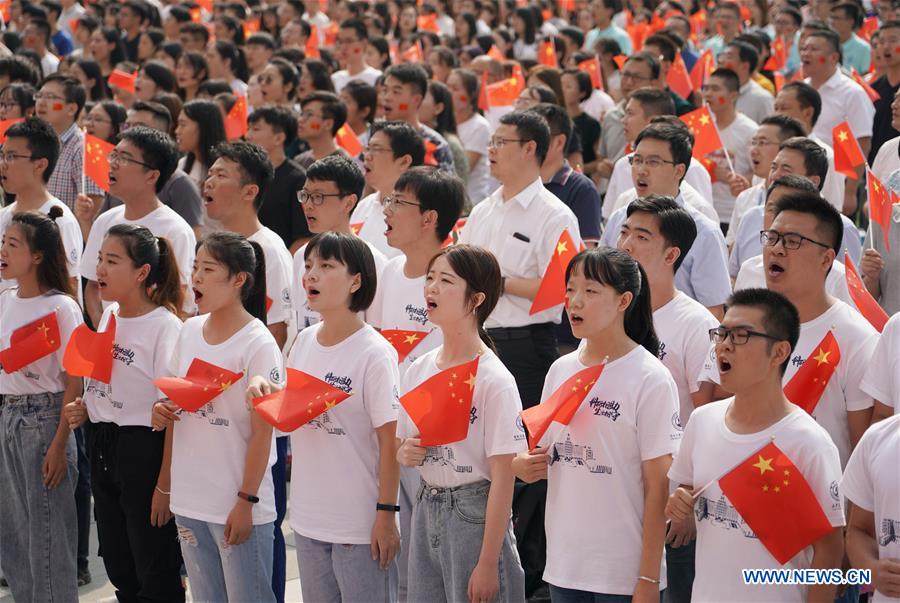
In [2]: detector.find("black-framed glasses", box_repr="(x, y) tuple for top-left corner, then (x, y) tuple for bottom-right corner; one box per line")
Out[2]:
(628, 155), (676, 168)
(620, 71), (654, 82)
(488, 137), (527, 149)
(108, 151), (153, 169)
(382, 195), (420, 210)
(298, 190), (343, 206)
(364, 145), (392, 156)
(0, 152), (34, 163)
(709, 327), (783, 345)
(759, 229), (831, 251)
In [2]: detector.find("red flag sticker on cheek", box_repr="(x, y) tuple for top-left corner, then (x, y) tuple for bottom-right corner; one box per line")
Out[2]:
(459, 95), (469, 103)
(894, 46), (900, 53)
(52, 102), (64, 111)
(718, 95), (726, 105)
(399, 103), (409, 111)
(310, 122), (321, 130)
(819, 57), (826, 64)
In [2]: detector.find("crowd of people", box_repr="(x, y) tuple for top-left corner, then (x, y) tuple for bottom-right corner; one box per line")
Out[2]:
(0, 0), (898, 602)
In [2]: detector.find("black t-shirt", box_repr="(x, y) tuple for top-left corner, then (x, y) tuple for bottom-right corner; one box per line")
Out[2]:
(869, 75), (900, 163)
(121, 32), (140, 63)
(258, 159), (309, 249)
(573, 112), (602, 165)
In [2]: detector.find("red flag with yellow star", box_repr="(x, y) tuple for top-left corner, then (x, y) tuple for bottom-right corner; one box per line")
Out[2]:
(690, 48), (714, 91)
(832, 122), (865, 180)
(0, 117), (23, 143)
(305, 25), (320, 59)
(381, 329), (429, 364)
(485, 64), (525, 107)
(844, 255), (889, 332)
(108, 69), (136, 93)
(763, 36), (787, 71)
(478, 70), (490, 110)
(400, 356), (480, 446)
(252, 368), (352, 432)
(667, 52), (693, 99)
(0, 312), (61, 374)
(538, 38), (558, 68)
(530, 229), (579, 315)
(335, 124), (363, 156)
(679, 106), (723, 159)
(867, 167), (898, 252)
(224, 95), (248, 141)
(719, 441), (834, 564)
(783, 331), (840, 415)
(84, 134), (114, 192)
(63, 314), (116, 384)
(153, 359), (244, 412)
(400, 40), (424, 63)
(577, 57), (603, 90)
(850, 68), (880, 102)
(520, 362), (605, 450)
(487, 45), (505, 62)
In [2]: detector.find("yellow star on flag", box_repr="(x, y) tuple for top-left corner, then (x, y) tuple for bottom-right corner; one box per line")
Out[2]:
(403, 334), (420, 345)
(837, 130), (848, 142)
(557, 240), (569, 255)
(218, 380), (233, 393)
(699, 114), (710, 126)
(753, 455), (775, 475)
(812, 348), (832, 366)
(464, 373), (477, 389)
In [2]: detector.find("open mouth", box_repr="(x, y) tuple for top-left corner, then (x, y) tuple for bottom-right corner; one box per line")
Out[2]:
(109, 173), (118, 186)
(766, 259), (785, 279)
(97, 278), (108, 289)
(425, 297), (438, 311)
(305, 285), (321, 300)
(204, 193), (214, 206)
(0, 260), (8, 270)
(569, 312), (583, 326)
(718, 355), (732, 374)
(635, 178), (649, 192)
(193, 288), (203, 302)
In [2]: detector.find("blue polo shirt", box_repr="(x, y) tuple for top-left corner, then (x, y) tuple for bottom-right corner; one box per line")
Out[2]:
(543, 161), (601, 242)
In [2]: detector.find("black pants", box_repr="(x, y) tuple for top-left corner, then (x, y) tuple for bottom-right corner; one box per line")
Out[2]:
(88, 422), (185, 603)
(74, 425), (91, 572)
(489, 323), (559, 599)
(664, 536), (696, 603)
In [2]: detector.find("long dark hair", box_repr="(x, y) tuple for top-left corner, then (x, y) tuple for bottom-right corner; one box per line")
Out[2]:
(213, 40), (249, 83)
(565, 247), (659, 357)
(76, 59), (107, 101)
(10, 207), (73, 297)
(105, 224), (183, 315)
(198, 232), (267, 323)
(98, 27), (127, 67)
(426, 244), (501, 352)
(426, 80), (458, 136)
(95, 100), (127, 142)
(181, 99), (226, 174)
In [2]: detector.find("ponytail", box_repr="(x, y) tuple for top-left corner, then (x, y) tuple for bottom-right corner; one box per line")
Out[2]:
(199, 232), (267, 322)
(106, 224), (184, 315)
(245, 240), (268, 323)
(10, 207), (73, 297)
(566, 247), (660, 357)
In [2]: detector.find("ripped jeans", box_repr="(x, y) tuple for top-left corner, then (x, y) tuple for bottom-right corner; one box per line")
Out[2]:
(174, 514), (275, 603)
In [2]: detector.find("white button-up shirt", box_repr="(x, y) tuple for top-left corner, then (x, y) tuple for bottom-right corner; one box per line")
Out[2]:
(809, 69), (876, 146)
(460, 177), (582, 328)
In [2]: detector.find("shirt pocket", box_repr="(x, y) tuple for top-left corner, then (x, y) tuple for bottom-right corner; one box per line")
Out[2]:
(497, 234), (535, 278)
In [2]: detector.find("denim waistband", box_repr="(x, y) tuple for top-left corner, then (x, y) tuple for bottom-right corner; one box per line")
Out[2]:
(1, 391), (63, 408)
(417, 478), (490, 500)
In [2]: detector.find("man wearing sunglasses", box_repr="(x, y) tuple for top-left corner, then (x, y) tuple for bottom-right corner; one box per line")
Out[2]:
(667, 288), (845, 602)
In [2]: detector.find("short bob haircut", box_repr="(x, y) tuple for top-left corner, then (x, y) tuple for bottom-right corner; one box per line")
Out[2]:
(304, 231), (377, 313)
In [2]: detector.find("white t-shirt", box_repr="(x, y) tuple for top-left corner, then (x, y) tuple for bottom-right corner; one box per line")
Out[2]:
(700, 301), (878, 468)
(709, 113), (757, 224)
(349, 193), (401, 260)
(0, 198), (83, 295)
(580, 88), (616, 125)
(397, 348), (525, 488)
(655, 292), (720, 429)
(168, 315), (283, 525)
(457, 113), (492, 204)
(541, 346), (681, 594)
(733, 255), (853, 307)
(288, 238), (388, 338)
(248, 226), (293, 326)
(287, 323), (399, 544)
(367, 255), (442, 376)
(331, 65), (382, 92)
(81, 204), (196, 312)
(860, 312), (900, 409)
(668, 401), (845, 602)
(0, 289), (83, 395)
(84, 304), (182, 427)
(840, 414), (900, 603)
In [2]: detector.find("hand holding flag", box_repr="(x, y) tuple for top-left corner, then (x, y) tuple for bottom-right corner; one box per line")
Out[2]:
(844, 253), (889, 332)
(153, 359), (244, 412)
(399, 356), (480, 446)
(253, 368), (352, 432)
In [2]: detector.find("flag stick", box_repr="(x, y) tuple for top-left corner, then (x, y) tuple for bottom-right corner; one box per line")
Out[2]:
(691, 436), (775, 500)
(80, 128), (86, 194)
(865, 168), (875, 250)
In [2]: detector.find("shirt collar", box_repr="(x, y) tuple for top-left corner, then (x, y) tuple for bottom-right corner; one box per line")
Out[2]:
(499, 176), (544, 209)
(60, 122), (80, 143)
(820, 68), (845, 90)
(548, 161), (574, 186)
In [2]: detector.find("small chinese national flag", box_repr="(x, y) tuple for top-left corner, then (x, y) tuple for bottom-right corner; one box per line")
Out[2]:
(626, 21), (649, 51)
(244, 17), (261, 35)
(224, 95), (248, 141)
(305, 25), (320, 59)
(63, 314), (116, 384)
(335, 124), (363, 156)
(530, 229), (579, 315)
(487, 45), (505, 61)
(381, 329), (429, 364)
(867, 168), (898, 252)
(844, 255), (889, 332)
(763, 36), (787, 71)
(108, 69), (137, 93)
(478, 70), (490, 110)
(520, 362), (605, 450)
(667, 52), (693, 99)
(679, 106), (722, 159)
(485, 65), (525, 108)
(612, 54), (628, 70)
(690, 48), (714, 91)
(860, 15), (879, 41)
(417, 13), (440, 33)
(832, 121), (865, 180)
(253, 368), (352, 432)
(0, 312), (61, 373)
(538, 38), (558, 68)
(324, 22), (339, 47)
(84, 134), (115, 193)
(401, 41), (424, 63)
(423, 139), (438, 166)
(719, 441), (834, 564)
(577, 57), (603, 90)
(153, 359), (244, 412)
(400, 356), (479, 446)
(850, 68), (880, 102)
(0, 117), (23, 143)
(783, 331), (840, 415)
(349, 222), (363, 236)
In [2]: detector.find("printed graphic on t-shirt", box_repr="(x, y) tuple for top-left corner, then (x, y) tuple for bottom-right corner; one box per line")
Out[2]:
(404, 303), (429, 326)
(188, 401), (230, 427)
(658, 341), (667, 361)
(548, 433), (613, 475)
(790, 353), (807, 369)
(880, 518), (900, 546)
(323, 371), (352, 393)
(695, 493), (758, 539)
(589, 397), (621, 421)
(423, 446), (474, 474)
(86, 381), (118, 409)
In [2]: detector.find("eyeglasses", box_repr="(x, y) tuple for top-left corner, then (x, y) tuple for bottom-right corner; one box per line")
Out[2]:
(34, 92), (66, 102)
(298, 111), (323, 121)
(84, 115), (112, 125)
(298, 190), (344, 206)
(759, 229), (831, 251)
(628, 155), (676, 168)
(708, 326), (783, 345)
(749, 137), (778, 147)
(382, 195), (420, 210)
(364, 145), (392, 156)
(108, 151), (153, 169)
(0, 152), (34, 163)
(0, 101), (20, 110)
(488, 137), (527, 149)
(620, 71), (654, 82)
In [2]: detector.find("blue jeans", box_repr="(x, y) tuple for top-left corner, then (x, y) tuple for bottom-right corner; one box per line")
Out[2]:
(398, 464), (419, 602)
(409, 479), (525, 602)
(294, 532), (397, 602)
(175, 514), (275, 602)
(271, 436), (288, 603)
(0, 392), (78, 602)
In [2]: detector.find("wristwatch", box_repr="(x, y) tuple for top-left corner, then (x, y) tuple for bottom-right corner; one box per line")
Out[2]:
(237, 491), (260, 504)
(376, 503), (400, 512)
